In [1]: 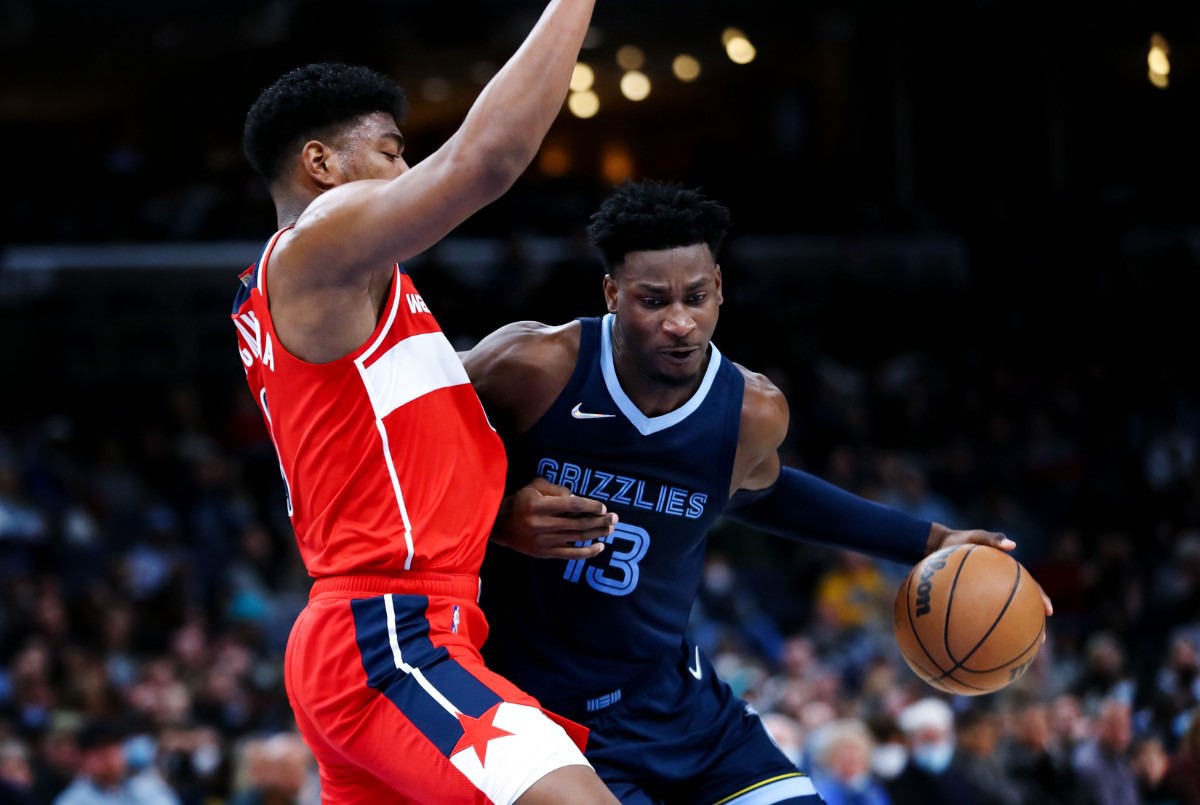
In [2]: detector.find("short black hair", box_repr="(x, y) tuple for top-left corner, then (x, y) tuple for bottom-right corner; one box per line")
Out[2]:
(243, 62), (409, 185)
(586, 179), (732, 271)
(76, 720), (126, 751)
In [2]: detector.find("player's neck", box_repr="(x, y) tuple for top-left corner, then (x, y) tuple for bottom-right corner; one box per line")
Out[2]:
(615, 357), (708, 418)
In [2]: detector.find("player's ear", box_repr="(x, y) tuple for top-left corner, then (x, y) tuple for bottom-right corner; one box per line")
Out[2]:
(714, 266), (724, 306)
(300, 140), (338, 189)
(603, 274), (618, 313)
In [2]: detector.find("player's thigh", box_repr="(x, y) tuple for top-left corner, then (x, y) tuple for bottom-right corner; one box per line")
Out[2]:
(687, 698), (820, 804)
(584, 641), (818, 804)
(286, 593), (598, 804)
(691, 704), (823, 805)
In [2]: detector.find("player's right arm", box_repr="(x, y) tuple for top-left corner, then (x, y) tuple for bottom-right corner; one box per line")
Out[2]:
(289, 0), (597, 284)
(462, 321), (616, 559)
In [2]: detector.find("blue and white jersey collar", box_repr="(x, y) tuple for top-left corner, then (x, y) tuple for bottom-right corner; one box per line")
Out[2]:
(600, 312), (722, 436)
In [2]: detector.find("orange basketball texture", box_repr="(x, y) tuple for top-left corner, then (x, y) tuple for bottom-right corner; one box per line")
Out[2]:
(893, 544), (1045, 695)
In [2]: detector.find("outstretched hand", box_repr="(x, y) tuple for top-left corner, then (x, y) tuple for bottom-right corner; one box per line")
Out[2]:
(490, 477), (618, 560)
(927, 524), (1055, 618)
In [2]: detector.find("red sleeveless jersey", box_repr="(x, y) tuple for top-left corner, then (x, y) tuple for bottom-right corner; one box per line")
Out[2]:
(231, 229), (506, 578)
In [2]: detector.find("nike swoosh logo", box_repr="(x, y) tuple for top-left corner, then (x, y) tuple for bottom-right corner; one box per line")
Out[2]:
(688, 646), (702, 680)
(571, 403), (616, 420)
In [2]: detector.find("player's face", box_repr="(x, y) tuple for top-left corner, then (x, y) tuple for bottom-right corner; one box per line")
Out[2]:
(604, 243), (723, 389)
(330, 112), (409, 182)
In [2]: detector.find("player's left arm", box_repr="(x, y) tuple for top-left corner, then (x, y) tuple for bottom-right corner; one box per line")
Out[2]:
(725, 366), (1014, 565)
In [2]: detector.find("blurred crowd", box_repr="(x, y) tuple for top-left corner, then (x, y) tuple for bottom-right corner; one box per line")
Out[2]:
(0, 225), (1198, 804)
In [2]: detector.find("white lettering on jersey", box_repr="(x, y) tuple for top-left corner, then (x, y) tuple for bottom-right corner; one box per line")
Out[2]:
(261, 331), (274, 371)
(406, 293), (431, 314)
(234, 310), (275, 371)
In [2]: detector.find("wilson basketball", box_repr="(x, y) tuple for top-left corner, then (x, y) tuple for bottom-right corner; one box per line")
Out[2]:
(893, 544), (1045, 696)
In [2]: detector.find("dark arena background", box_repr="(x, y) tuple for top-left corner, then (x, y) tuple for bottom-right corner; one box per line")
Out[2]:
(1, 0), (1198, 801)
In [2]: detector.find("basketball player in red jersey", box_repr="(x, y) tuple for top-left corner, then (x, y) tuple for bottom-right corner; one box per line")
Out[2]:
(230, 2), (621, 802)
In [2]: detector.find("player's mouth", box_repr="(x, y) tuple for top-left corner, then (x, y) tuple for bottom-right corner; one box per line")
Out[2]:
(660, 346), (698, 366)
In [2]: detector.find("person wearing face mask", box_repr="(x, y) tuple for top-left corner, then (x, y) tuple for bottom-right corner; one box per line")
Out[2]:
(809, 719), (892, 805)
(884, 697), (973, 805)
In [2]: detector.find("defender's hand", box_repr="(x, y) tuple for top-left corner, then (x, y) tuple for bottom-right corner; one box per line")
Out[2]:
(927, 523), (1054, 617)
(491, 477), (618, 560)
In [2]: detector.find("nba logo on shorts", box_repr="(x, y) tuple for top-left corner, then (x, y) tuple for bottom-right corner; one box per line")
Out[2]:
(452, 605), (460, 634)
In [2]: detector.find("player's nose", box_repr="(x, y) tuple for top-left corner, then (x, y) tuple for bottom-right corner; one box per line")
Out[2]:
(662, 305), (695, 336)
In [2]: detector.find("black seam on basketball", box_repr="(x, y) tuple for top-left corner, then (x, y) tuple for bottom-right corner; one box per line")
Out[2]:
(942, 545), (983, 670)
(904, 568), (952, 677)
(899, 545), (1043, 692)
(943, 546), (1026, 674)
(897, 645), (994, 693)
(898, 645), (993, 693)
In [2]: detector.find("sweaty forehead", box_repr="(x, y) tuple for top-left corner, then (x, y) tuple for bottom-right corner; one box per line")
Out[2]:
(336, 112), (402, 145)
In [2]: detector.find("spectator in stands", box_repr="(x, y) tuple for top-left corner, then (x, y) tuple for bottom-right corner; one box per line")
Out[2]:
(229, 731), (317, 805)
(1131, 732), (1175, 804)
(808, 717), (892, 805)
(954, 705), (1021, 805)
(52, 719), (179, 805)
(1002, 692), (1086, 804)
(1072, 696), (1139, 805)
(0, 736), (36, 804)
(884, 697), (973, 804)
(1164, 710), (1200, 804)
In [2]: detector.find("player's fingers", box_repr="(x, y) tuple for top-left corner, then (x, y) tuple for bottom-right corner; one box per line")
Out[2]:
(966, 529), (1014, 549)
(529, 477), (573, 497)
(539, 541), (606, 560)
(1038, 584), (1054, 618)
(528, 511), (614, 535)
(528, 499), (588, 521)
(560, 494), (609, 517)
(946, 529), (1015, 551)
(574, 523), (616, 542)
(535, 522), (612, 543)
(561, 512), (616, 532)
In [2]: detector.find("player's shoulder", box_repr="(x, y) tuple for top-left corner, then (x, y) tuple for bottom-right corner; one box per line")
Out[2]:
(732, 363), (788, 414)
(461, 320), (581, 432)
(463, 320), (580, 375)
(732, 362), (789, 446)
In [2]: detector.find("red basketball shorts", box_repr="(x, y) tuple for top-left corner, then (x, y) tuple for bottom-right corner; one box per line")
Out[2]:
(284, 573), (592, 804)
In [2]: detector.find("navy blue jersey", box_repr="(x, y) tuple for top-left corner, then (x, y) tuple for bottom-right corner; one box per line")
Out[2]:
(480, 314), (744, 717)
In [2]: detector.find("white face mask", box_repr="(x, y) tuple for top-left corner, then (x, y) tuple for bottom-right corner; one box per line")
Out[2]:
(871, 744), (908, 779)
(912, 741), (955, 774)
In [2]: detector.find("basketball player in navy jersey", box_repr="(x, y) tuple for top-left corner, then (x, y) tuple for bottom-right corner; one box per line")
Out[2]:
(461, 180), (1053, 804)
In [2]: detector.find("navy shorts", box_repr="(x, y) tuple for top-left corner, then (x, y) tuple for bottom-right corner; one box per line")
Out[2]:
(576, 638), (825, 804)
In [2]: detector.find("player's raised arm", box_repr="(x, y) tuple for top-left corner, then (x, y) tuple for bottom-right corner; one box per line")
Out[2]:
(287, 0), (596, 282)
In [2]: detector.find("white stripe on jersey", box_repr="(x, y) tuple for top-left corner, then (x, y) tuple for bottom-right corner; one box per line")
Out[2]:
(378, 594), (592, 804)
(382, 594), (460, 714)
(358, 331), (471, 419)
